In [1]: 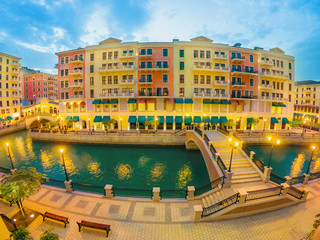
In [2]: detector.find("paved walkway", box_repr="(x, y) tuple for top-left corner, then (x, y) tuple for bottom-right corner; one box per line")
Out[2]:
(1, 179), (319, 240)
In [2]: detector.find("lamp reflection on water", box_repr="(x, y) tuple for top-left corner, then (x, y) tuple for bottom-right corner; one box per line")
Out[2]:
(149, 163), (165, 183)
(290, 153), (305, 177)
(115, 163), (133, 180)
(88, 162), (102, 177)
(176, 164), (192, 189)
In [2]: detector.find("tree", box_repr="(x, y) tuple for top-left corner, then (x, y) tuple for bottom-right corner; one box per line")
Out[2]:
(0, 167), (45, 216)
(103, 119), (117, 131)
(290, 118), (302, 128)
(10, 226), (33, 240)
(306, 214), (320, 239)
(251, 117), (260, 130)
(144, 121), (154, 129)
(221, 119), (235, 130)
(40, 228), (59, 240)
(66, 119), (77, 129)
(45, 121), (58, 130)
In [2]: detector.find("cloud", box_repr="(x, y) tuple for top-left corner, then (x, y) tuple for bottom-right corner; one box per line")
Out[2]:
(30, 0), (51, 9)
(33, 68), (57, 75)
(14, 40), (68, 53)
(53, 27), (65, 39)
(0, 31), (8, 42)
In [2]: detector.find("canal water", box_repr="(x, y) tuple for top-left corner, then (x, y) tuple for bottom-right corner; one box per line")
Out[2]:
(247, 144), (320, 177)
(0, 131), (210, 193)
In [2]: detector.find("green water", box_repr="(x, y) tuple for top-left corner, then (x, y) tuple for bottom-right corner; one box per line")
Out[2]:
(248, 144), (320, 177)
(0, 131), (210, 193)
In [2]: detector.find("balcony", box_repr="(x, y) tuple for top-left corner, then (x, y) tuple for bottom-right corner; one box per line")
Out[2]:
(70, 58), (83, 64)
(99, 92), (136, 98)
(138, 79), (153, 84)
(214, 80), (229, 86)
(261, 96), (271, 100)
(260, 60), (273, 66)
(231, 82), (246, 87)
(69, 82), (83, 88)
(271, 96), (286, 101)
(139, 65), (169, 71)
(69, 95), (84, 99)
(260, 84), (273, 90)
(11, 70), (20, 75)
(192, 93), (228, 98)
(213, 54), (228, 60)
(54, 64), (58, 69)
(231, 69), (258, 76)
(47, 83), (56, 87)
(98, 65), (135, 73)
(12, 61), (20, 68)
(260, 72), (288, 80)
(119, 79), (136, 84)
(120, 53), (135, 59)
(193, 65), (229, 72)
(138, 92), (153, 97)
(138, 53), (153, 58)
(11, 94), (21, 98)
(10, 86), (20, 90)
(230, 56), (245, 63)
(231, 95), (255, 99)
(69, 70), (83, 76)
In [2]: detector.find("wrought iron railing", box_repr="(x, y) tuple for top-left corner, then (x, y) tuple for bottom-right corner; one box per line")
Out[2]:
(290, 175), (304, 185)
(270, 172), (285, 184)
(252, 155), (265, 172)
(209, 143), (217, 154)
(287, 186), (304, 199)
(0, 166), (11, 174)
(242, 145), (251, 157)
(112, 187), (153, 198)
(195, 126), (202, 136)
(203, 133), (210, 146)
(43, 178), (66, 189)
(217, 127), (229, 136)
(201, 193), (239, 217)
(160, 189), (187, 198)
(194, 177), (224, 196)
(72, 182), (105, 195)
(246, 186), (282, 201)
(216, 156), (227, 175)
(310, 171), (320, 180)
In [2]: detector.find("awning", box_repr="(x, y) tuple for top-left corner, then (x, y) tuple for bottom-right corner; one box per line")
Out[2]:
(194, 116), (202, 123)
(147, 99), (155, 103)
(100, 99), (109, 104)
(203, 116), (210, 123)
(221, 100), (230, 105)
(72, 116), (79, 122)
(293, 113), (298, 116)
(158, 116), (164, 123)
(92, 99), (101, 104)
(185, 116), (192, 124)
(211, 116), (220, 123)
(138, 116), (146, 123)
(247, 118), (253, 124)
(80, 101), (86, 106)
(271, 117), (279, 124)
(6, 116), (13, 120)
(137, 99), (145, 104)
(279, 103), (286, 107)
(237, 101), (245, 105)
(166, 116), (174, 123)
(185, 99), (193, 104)
(109, 99), (118, 104)
(102, 116), (110, 122)
(128, 99), (136, 104)
(175, 116), (183, 123)
(203, 99), (212, 104)
(272, 103), (280, 107)
(282, 118), (289, 124)
(220, 116), (228, 123)
(66, 102), (71, 106)
(128, 116), (137, 123)
(93, 116), (102, 122)
(65, 116), (72, 120)
(166, 98), (174, 103)
(212, 100), (221, 104)
(230, 100), (238, 105)
(147, 116), (154, 122)
(175, 98), (183, 104)
(73, 102), (78, 106)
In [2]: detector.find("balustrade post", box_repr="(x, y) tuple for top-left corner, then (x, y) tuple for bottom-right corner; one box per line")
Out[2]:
(303, 174), (310, 184)
(193, 205), (203, 222)
(263, 166), (272, 183)
(224, 170), (233, 188)
(284, 176), (292, 185)
(187, 186), (195, 200)
(280, 183), (290, 197)
(249, 151), (255, 161)
(104, 184), (113, 198)
(152, 187), (160, 202)
(238, 190), (248, 204)
(301, 191), (309, 201)
(64, 180), (73, 193)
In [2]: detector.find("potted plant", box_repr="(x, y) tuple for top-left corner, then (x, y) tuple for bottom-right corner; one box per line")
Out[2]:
(10, 226), (33, 240)
(40, 228), (59, 240)
(306, 214), (320, 239)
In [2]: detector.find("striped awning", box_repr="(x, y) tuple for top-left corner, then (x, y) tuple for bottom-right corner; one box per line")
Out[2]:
(237, 101), (245, 105)
(221, 100), (230, 105)
(282, 118), (289, 124)
(72, 116), (79, 122)
(102, 116), (110, 122)
(92, 99), (101, 104)
(220, 116), (228, 123)
(100, 99), (109, 104)
(271, 117), (279, 124)
(185, 99), (193, 104)
(175, 98), (183, 104)
(158, 116), (164, 123)
(65, 116), (72, 120)
(203, 116), (210, 123)
(166, 98), (174, 103)
(230, 100), (238, 105)
(128, 99), (136, 104)
(137, 99), (145, 104)
(147, 99), (155, 103)
(212, 100), (221, 104)
(109, 99), (118, 104)
(147, 116), (154, 122)
(203, 99), (212, 104)
(247, 118), (253, 124)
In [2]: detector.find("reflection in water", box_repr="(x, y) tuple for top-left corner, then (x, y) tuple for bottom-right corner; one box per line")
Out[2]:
(290, 153), (305, 177)
(88, 162), (102, 179)
(311, 156), (320, 173)
(62, 154), (78, 176)
(40, 150), (52, 171)
(176, 164), (192, 189)
(15, 137), (28, 161)
(138, 155), (150, 167)
(25, 137), (36, 159)
(149, 163), (165, 183)
(115, 163), (133, 180)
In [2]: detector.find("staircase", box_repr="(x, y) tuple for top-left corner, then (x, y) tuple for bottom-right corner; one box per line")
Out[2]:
(201, 188), (236, 208)
(205, 131), (262, 184)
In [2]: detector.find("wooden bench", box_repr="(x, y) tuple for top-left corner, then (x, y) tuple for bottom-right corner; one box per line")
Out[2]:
(140, 129), (149, 134)
(40, 212), (69, 228)
(0, 194), (14, 206)
(77, 220), (111, 238)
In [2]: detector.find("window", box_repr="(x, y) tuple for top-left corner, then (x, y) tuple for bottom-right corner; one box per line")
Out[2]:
(281, 82), (283, 90)
(90, 65), (94, 73)
(90, 54), (94, 61)
(289, 84), (292, 91)
(289, 73), (292, 80)
(90, 77), (94, 85)
(65, 69), (68, 76)
(140, 49), (146, 55)
(250, 78), (254, 87)
(289, 63), (292, 70)
(194, 75), (198, 84)
(102, 52), (106, 60)
(114, 76), (118, 84)
(194, 50), (198, 58)
(140, 62), (146, 68)
(108, 76), (112, 84)
(162, 48), (168, 57)
(114, 51), (118, 59)
(147, 61), (152, 68)
(179, 88), (184, 97)
(60, 69), (64, 77)
(206, 76), (211, 84)
(102, 76), (106, 85)
(90, 89), (94, 98)
(179, 62), (184, 70)
(289, 95), (291, 102)
(108, 52), (112, 59)
(179, 75), (184, 84)
(60, 57), (64, 65)
(249, 55), (253, 63)
(179, 49), (184, 58)
(147, 49), (152, 55)
(200, 51), (204, 58)
(162, 74), (168, 83)
(206, 51), (211, 59)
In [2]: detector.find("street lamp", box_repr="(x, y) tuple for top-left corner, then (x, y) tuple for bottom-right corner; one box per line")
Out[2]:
(155, 117), (158, 131)
(267, 136), (280, 168)
(306, 145), (317, 174)
(5, 143), (15, 170)
(228, 138), (239, 172)
(37, 116), (40, 129)
(120, 118), (122, 132)
(59, 149), (69, 182)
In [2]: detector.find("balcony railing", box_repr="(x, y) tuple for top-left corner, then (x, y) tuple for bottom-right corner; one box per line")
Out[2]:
(119, 79), (136, 84)
(231, 56), (245, 61)
(70, 58), (83, 62)
(260, 60), (273, 66)
(69, 82), (83, 87)
(120, 53), (135, 58)
(138, 79), (153, 84)
(260, 84), (273, 89)
(231, 95), (255, 99)
(231, 69), (257, 74)
(69, 95), (83, 99)
(261, 72), (288, 79)
(139, 65), (169, 70)
(99, 65), (134, 72)
(231, 82), (246, 87)
(192, 93), (228, 98)
(261, 96), (271, 100)
(213, 54), (228, 59)
(215, 80), (229, 85)
(99, 92), (136, 97)
(69, 70), (83, 75)
(194, 65), (229, 71)
(138, 92), (153, 96)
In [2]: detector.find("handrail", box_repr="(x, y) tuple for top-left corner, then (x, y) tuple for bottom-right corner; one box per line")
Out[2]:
(246, 186), (281, 201)
(310, 171), (320, 180)
(290, 175), (304, 185)
(194, 177), (224, 196)
(160, 189), (187, 198)
(195, 126), (202, 136)
(287, 186), (305, 199)
(72, 182), (105, 195)
(203, 133), (210, 146)
(0, 167), (11, 174)
(201, 193), (239, 217)
(270, 172), (285, 184)
(209, 143), (226, 176)
(112, 186), (153, 198)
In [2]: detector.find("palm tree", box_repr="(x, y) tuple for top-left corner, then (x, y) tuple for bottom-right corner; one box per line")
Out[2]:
(103, 119), (117, 131)
(45, 121), (58, 130)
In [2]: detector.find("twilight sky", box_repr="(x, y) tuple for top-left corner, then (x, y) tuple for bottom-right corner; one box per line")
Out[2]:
(0, 0), (319, 81)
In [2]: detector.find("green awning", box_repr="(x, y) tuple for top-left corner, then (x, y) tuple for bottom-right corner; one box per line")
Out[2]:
(203, 99), (212, 104)
(220, 116), (228, 123)
(102, 116), (110, 122)
(175, 116), (183, 123)
(100, 100), (109, 104)
(185, 99), (193, 104)
(247, 118), (253, 124)
(128, 99), (136, 104)
(212, 100), (221, 104)
(221, 100), (230, 105)
(211, 116), (220, 123)
(158, 116), (164, 123)
(194, 116), (202, 123)
(65, 116), (72, 120)
(272, 103), (280, 107)
(72, 116), (79, 122)
(185, 116), (192, 124)
(282, 118), (289, 124)
(293, 113), (298, 116)
(147, 116), (154, 122)
(93, 116), (102, 122)
(6, 116), (13, 120)
(203, 116), (210, 123)
(92, 99), (101, 104)
(279, 103), (286, 107)
(138, 116), (146, 123)
(166, 116), (173, 123)
(109, 99), (118, 104)
(175, 98), (183, 104)
(271, 117), (279, 124)
(128, 116), (137, 123)
(0, 118), (3, 122)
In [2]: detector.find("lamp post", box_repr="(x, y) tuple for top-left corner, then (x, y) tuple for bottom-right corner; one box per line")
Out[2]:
(228, 138), (239, 172)
(37, 116), (40, 129)
(5, 143), (15, 170)
(120, 118), (122, 132)
(267, 136), (280, 168)
(263, 119), (266, 132)
(155, 117), (158, 131)
(306, 145), (317, 174)
(60, 149), (69, 182)
(88, 118), (90, 131)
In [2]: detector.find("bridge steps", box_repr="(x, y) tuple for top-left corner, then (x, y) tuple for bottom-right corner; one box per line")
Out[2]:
(201, 188), (236, 208)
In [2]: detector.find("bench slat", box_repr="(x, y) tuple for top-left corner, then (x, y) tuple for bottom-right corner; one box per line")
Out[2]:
(81, 220), (110, 230)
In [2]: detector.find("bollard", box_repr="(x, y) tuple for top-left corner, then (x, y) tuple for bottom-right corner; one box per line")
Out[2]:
(224, 170), (233, 188)
(280, 183), (290, 196)
(249, 151), (255, 161)
(238, 190), (248, 204)
(104, 184), (113, 198)
(64, 180), (73, 193)
(187, 186), (195, 200)
(152, 187), (160, 201)
(303, 174), (310, 185)
(193, 205), (203, 222)
(263, 166), (272, 183)
(284, 176), (292, 185)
